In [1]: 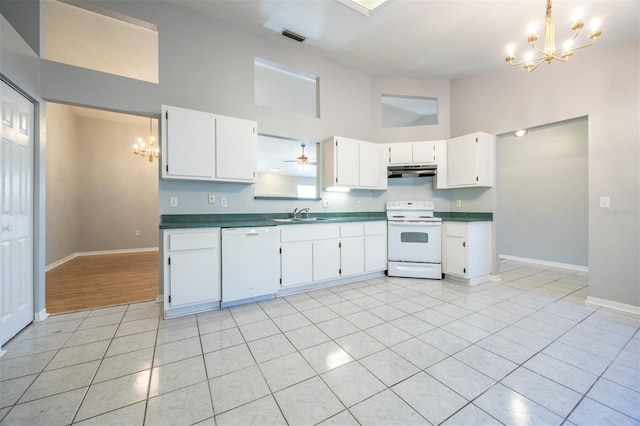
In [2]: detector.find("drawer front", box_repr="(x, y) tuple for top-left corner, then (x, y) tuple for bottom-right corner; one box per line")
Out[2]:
(340, 223), (364, 238)
(364, 221), (386, 236)
(280, 224), (340, 242)
(169, 231), (219, 251)
(445, 222), (466, 238)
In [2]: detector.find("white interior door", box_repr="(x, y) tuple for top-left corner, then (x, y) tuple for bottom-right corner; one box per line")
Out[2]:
(1, 81), (34, 346)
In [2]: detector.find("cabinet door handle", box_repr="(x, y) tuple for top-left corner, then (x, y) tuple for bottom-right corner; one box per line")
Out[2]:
(463, 241), (466, 247)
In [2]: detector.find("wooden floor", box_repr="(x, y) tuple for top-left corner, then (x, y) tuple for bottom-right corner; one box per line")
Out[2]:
(46, 251), (159, 314)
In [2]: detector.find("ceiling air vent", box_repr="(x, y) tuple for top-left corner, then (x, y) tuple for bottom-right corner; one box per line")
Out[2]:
(281, 29), (305, 43)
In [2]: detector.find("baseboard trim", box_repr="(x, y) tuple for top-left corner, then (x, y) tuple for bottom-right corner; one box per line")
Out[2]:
(586, 297), (640, 316)
(445, 273), (493, 286)
(499, 255), (588, 272)
(46, 253), (78, 272)
(47, 247), (159, 271)
(34, 309), (49, 322)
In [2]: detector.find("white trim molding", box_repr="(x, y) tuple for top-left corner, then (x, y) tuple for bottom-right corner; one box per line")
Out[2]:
(586, 297), (640, 316)
(34, 309), (49, 322)
(46, 253), (78, 272)
(46, 247), (159, 271)
(499, 255), (588, 272)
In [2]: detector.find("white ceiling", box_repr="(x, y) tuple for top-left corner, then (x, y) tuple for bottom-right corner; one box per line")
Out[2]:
(164, 0), (639, 79)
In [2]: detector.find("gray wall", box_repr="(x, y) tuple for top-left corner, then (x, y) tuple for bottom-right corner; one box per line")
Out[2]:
(45, 103), (78, 265)
(497, 118), (588, 267)
(45, 104), (159, 265)
(451, 44), (640, 308)
(0, 0), (39, 54)
(76, 116), (159, 252)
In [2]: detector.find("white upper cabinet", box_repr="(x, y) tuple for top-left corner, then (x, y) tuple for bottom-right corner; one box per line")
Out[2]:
(162, 105), (216, 180)
(388, 141), (443, 165)
(215, 115), (257, 182)
(323, 136), (386, 190)
(359, 141), (381, 188)
(412, 141), (436, 164)
(335, 136), (360, 187)
(446, 132), (494, 188)
(161, 105), (256, 183)
(388, 142), (413, 164)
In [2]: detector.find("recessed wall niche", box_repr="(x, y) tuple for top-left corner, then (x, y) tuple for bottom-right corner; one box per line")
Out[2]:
(381, 94), (438, 128)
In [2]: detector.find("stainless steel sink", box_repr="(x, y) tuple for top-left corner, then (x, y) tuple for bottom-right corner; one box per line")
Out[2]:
(271, 217), (328, 222)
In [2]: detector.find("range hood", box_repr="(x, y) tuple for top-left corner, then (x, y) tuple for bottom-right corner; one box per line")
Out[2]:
(387, 164), (437, 178)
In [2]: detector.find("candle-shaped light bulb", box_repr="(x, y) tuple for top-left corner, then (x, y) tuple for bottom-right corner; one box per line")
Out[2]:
(563, 40), (573, 51)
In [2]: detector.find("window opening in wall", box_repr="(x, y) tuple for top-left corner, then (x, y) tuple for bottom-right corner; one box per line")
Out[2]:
(254, 57), (319, 118)
(297, 185), (316, 199)
(255, 134), (319, 200)
(44, 0), (159, 83)
(381, 94), (438, 128)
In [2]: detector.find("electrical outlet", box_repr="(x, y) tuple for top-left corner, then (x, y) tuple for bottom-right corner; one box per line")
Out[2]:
(170, 197), (178, 208)
(323, 200), (330, 208)
(600, 196), (610, 208)
(221, 198), (228, 208)
(456, 200), (462, 208)
(208, 193), (216, 204)
(135, 230), (140, 236)
(357, 201), (362, 208)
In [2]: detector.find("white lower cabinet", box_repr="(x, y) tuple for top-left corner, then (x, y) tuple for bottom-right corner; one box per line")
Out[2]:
(162, 220), (389, 316)
(443, 221), (492, 285)
(163, 228), (221, 317)
(340, 223), (365, 277)
(279, 221), (387, 290)
(280, 241), (313, 288)
(313, 239), (341, 281)
(280, 224), (339, 288)
(364, 221), (387, 272)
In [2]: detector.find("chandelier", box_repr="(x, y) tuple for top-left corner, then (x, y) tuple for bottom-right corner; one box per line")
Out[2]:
(505, 0), (602, 72)
(133, 118), (159, 162)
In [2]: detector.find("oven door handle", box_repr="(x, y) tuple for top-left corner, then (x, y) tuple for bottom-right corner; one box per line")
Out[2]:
(388, 221), (441, 226)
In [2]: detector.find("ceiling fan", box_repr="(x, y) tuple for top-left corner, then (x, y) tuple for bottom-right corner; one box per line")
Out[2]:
(283, 143), (316, 165)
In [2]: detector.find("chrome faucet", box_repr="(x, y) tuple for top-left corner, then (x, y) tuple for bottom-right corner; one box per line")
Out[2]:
(293, 207), (310, 219)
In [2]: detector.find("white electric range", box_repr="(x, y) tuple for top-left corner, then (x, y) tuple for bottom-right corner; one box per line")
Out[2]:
(386, 201), (442, 279)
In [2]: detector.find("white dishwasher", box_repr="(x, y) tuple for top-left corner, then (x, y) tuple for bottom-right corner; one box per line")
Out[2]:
(221, 227), (279, 306)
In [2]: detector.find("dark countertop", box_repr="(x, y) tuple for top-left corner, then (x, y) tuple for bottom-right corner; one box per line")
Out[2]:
(160, 212), (387, 229)
(435, 212), (493, 222)
(160, 211), (493, 229)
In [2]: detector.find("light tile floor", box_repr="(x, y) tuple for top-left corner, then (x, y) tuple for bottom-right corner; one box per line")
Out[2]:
(1, 260), (639, 425)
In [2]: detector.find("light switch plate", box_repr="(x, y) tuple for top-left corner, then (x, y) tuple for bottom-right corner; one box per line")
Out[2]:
(456, 200), (462, 208)
(600, 196), (610, 208)
(170, 197), (178, 208)
(323, 200), (330, 208)
(208, 193), (216, 204)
